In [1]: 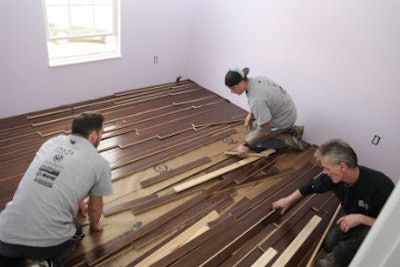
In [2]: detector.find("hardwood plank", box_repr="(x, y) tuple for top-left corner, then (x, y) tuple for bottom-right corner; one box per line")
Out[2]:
(218, 223), (277, 267)
(224, 150), (274, 157)
(282, 205), (338, 267)
(165, 209), (280, 267)
(134, 210), (220, 267)
(131, 187), (202, 215)
(132, 191), (234, 250)
(81, 179), (234, 266)
(271, 215), (322, 267)
(200, 211), (281, 267)
(233, 155), (279, 184)
(109, 128), (238, 180)
(103, 194), (159, 216)
(173, 149), (275, 192)
(140, 156), (211, 188)
(251, 247), (278, 267)
(305, 199), (341, 267)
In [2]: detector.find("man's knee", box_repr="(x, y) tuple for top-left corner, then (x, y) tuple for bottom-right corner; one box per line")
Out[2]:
(322, 223), (343, 253)
(0, 256), (24, 267)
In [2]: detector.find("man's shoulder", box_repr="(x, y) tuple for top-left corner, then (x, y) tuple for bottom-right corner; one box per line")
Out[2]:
(359, 166), (394, 188)
(359, 166), (391, 179)
(250, 76), (272, 85)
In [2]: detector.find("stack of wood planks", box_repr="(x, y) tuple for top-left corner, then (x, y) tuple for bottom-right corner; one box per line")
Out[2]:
(0, 80), (339, 266)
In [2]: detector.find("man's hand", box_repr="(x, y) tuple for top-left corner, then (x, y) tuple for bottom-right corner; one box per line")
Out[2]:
(244, 112), (254, 131)
(78, 198), (89, 218)
(235, 144), (249, 158)
(337, 213), (375, 232)
(337, 214), (361, 232)
(90, 220), (103, 232)
(271, 190), (303, 215)
(87, 195), (105, 232)
(272, 197), (292, 215)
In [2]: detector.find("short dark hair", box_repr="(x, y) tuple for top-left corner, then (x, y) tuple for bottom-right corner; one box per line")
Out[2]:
(72, 112), (104, 138)
(314, 139), (358, 168)
(225, 67), (250, 87)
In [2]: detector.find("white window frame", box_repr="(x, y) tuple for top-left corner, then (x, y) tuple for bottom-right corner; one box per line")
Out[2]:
(42, 0), (121, 67)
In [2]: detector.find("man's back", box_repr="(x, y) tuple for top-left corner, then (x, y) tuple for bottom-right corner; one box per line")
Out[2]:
(0, 134), (111, 247)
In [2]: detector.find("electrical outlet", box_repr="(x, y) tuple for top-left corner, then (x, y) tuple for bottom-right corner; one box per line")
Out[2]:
(153, 56), (158, 64)
(372, 135), (381, 145)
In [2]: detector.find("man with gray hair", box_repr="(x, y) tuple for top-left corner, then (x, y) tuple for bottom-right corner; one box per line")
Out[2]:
(272, 139), (394, 267)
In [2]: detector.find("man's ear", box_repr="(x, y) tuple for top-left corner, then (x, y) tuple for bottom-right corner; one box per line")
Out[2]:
(339, 162), (348, 171)
(88, 130), (98, 145)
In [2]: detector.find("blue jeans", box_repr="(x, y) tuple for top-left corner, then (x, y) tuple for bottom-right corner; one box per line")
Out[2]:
(0, 219), (84, 267)
(246, 123), (293, 152)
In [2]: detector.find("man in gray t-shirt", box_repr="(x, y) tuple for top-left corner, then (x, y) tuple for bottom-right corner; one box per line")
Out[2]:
(225, 67), (306, 157)
(0, 112), (113, 266)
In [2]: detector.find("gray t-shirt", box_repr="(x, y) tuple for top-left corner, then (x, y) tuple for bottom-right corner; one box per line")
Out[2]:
(0, 135), (112, 247)
(247, 76), (297, 129)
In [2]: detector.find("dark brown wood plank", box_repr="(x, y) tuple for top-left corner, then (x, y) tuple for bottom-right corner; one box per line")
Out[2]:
(140, 156), (211, 188)
(131, 191), (235, 250)
(109, 127), (237, 180)
(103, 194), (159, 216)
(130, 187), (203, 215)
(167, 166), (322, 267)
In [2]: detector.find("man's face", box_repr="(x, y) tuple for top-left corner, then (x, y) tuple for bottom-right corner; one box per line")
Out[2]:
(320, 155), (344, 184)
(229, 80), (246, 95)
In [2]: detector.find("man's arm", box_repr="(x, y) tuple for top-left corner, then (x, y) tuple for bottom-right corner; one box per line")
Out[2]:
(272, 189), (304, 215)
(245, 121), (272, 146)
(236, 121), (272, 158)
(244, 112), (254, 131)
(87, 195), (104, 232)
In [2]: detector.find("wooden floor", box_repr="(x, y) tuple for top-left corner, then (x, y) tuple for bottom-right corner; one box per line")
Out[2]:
(0, 80), (339, 267)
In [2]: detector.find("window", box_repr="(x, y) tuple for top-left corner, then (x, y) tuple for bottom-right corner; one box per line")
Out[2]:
(42, 0), (120, 67)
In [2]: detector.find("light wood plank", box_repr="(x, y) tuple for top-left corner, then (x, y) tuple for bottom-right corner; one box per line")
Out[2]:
(251, 247), (278, 267)
(224, 149), (275, 158)
(306, 205), (341, 267)
(135, 210), (219, 267)
(271, 215), (322, 267)
(173, 149), (275, 192)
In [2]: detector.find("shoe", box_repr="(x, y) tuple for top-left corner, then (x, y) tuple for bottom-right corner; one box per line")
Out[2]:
(315, 252), (341, 267)
(25, 259), (54, 267)
(285, 135), (308, 151)
(291, 125), (304, 140)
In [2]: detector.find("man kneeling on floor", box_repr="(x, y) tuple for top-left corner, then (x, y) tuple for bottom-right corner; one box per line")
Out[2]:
(0, 112), (113, 267)
(272, 139), (394, 267)
(224, 67), (307, 158)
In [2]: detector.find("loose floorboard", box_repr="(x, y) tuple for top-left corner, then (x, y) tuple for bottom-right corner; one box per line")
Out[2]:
(0, 79), (339, 266)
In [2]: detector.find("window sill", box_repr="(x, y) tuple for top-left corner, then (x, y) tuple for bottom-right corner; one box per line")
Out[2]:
(48, 52), (121, 67)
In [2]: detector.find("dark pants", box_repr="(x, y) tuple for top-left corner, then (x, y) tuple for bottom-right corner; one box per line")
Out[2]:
(323, 214), (370, 266)
(247, 124), (293, 152)
(0, 219), (84, 267)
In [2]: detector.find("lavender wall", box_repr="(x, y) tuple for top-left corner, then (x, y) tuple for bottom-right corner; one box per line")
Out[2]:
(0, 0), (192, 118)
(186, 0), (400, 181)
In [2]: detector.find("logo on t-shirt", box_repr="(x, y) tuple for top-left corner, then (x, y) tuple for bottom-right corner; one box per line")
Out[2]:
(34, 146), (72, 188)
(34, 161), (62, 188)
(53, 146), (74, 162)
(358, 200), (370, 211)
